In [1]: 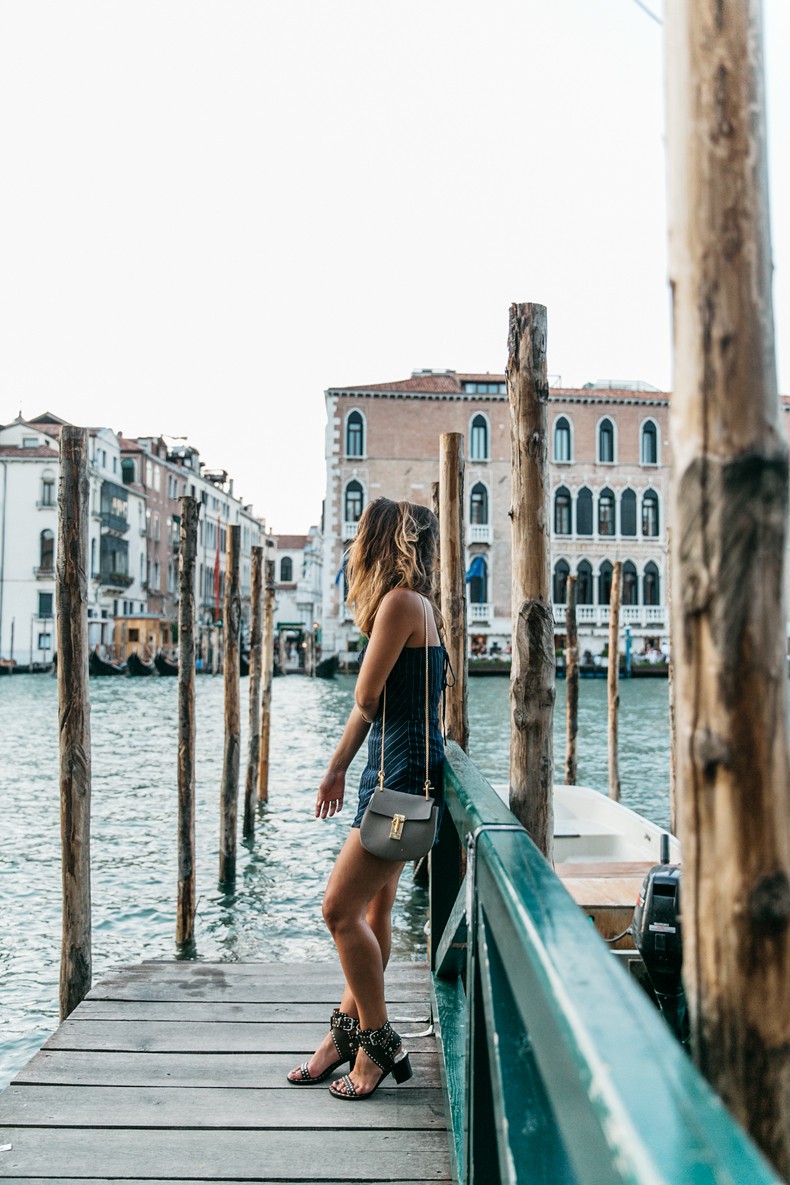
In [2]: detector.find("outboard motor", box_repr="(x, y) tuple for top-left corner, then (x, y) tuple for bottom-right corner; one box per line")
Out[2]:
(631, 834), (689, 1049)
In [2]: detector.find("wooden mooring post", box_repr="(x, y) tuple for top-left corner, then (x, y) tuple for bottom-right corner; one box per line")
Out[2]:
(439, 433), (468, 749)
(507, 302), (554, 858)
(219, 525), (241, 884)
(257, 554), (276, 803)
(607, 561), (622, 802)
(243, 545), (264, 837)
(666, 1), (790, 1174)
(564, 574), (578, 785)
(57, 425), (92, 1020)
(176, 497), (199, 944)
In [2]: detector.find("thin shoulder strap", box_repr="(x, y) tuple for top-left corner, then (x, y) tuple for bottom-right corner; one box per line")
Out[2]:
(378, 594), (432, 797)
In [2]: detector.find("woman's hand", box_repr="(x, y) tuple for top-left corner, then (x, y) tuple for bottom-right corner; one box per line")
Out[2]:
(315, 768), (346, 819)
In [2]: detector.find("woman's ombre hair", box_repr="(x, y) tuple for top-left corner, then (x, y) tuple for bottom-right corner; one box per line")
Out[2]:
(346, 498), (441, 637)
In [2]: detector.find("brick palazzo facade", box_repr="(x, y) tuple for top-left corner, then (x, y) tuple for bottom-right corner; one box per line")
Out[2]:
(321, 370), (681, 662)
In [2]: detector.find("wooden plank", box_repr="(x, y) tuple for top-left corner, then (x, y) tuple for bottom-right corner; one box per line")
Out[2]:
(555, 861), (653, 880)
(87, 964), (429, 1003)
(0, 1084), (446, 1130)
(0, 1180), (452, 1185)
(71, 1000), (432, 1024)
(13, 1050), (442, 1089)
(0, 1128), (450, 1180)
(560, 877), (644, 909)
(43, 1020), (436, 1055)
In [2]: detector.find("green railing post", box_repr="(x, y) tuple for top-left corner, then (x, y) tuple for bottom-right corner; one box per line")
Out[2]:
(430, 778), (464, 971)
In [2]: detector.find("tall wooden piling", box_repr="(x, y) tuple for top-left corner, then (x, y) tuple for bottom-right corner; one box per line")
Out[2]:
(257, 555), (276, 803)
(439, 433), (468, 749)
(57, 426), (92, 1020)
(607, 562), (622, 802)
(507, 302), (554, 858)
(219, 525), (241, 884)
(176, 497), (199, 943)
(666, 1), (790, 1173)
(564, 574), (578, 786)
(243, 546), (264, 837)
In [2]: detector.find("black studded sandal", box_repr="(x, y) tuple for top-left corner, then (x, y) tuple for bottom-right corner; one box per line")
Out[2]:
(287, 1008), (359, 1085)
(329, 1019), (412, 1100)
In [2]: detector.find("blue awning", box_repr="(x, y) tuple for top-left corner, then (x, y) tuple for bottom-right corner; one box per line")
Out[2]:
(466, 555), (486, 583)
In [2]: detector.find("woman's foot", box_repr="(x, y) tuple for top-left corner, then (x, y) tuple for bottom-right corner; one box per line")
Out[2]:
(326, 1044), (394, 1097)
(287, 1009), (359, 1085)
(329, 1020), (412, 1100)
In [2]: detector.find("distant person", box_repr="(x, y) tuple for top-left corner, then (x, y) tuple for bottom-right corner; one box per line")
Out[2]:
(287, 498), (446, 1100)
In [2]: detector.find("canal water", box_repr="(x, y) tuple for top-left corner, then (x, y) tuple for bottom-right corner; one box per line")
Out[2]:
(0, 671), (669, 1088)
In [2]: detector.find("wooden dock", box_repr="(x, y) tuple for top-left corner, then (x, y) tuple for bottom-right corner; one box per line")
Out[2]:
(0, 961), (450, 1183)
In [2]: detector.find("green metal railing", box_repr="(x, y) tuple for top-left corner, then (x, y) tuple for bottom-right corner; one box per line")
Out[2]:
(429, 742), (782, 1185)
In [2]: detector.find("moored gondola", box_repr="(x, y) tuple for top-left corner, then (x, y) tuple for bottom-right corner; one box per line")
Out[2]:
(315, 654), (339, 679)
(127, 651), (156, 677)
(154, 652), (178, 676)
(89, 649), (127, 676)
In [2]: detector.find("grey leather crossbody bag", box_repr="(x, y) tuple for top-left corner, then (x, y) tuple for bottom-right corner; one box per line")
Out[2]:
(359, 596), (438, 861)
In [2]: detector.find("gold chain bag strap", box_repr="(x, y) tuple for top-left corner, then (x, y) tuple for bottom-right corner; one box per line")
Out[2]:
(359, 596), (439, 861)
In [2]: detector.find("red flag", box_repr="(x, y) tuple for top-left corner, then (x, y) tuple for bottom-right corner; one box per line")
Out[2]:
(213, 515), (221, 622)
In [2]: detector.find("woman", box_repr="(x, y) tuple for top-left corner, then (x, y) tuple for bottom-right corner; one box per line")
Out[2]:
(287, 498), (445, 1101)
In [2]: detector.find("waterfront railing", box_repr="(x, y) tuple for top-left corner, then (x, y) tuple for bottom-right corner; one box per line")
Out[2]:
(429, 742), (781, 1185)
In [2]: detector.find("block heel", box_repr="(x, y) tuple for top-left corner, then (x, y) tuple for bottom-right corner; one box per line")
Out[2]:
(392, 1050), (412, 1083)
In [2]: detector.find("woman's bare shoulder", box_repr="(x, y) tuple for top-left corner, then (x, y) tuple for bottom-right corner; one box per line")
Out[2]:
(376, 588), (423, 620)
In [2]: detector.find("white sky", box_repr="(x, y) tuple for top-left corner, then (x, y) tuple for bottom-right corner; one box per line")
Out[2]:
(1, 0), (787, 533)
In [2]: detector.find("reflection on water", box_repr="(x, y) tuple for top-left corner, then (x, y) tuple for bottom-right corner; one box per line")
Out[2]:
(0, 670), (669, 1086)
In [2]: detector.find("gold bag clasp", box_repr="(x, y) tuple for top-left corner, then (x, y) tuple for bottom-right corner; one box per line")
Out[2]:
(389, 814), (406, 841)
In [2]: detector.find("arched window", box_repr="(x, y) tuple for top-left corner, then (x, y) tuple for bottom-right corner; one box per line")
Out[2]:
(599, 560), (613, 606)
(344, 480), (364, 524)
(622, 561), (638, 605)
(598, 488), (615, 536)
(40, 470), (56, 506)
(40, 529), (54, 572)
(553, 560), (570, 604)
(644, 562), (660, 606)
(577, 560), (593, 605)
(280, 556), (293, 582)
(470, 414), (489, 461)
(641, 421), (658, 465)
(553, 416), (572, 462)
(621, 488), (637, 536)
(554, 486), (572, 535)
(470, 483), (488, 524)
(346, 411), (364, 458)
(468, 555), (488, 604)
(121, 458), (136, 485)
(642, 489), (659, 537)
(576, 487), (593, 536)
(598, 418), (615, 463)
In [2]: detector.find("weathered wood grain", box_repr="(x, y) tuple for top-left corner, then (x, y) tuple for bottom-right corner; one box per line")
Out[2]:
(0, 1129), (449, 1180)
(0, 1085), (446, 1129)
(13, 1050), (442, 1090)
(0, 1180), (452, 1185)
(439, 433), (468, 749)
(43, 1020), (436, 1054)
(666, 1), (790, 1174)
(1, 960), (446, 1183)
(607, 561), (622, 801)
(56, 426), (92, 1022)
(564, 574), (578, 785)
(71, 1000), (431, 1024)
(506, 302), (555, 859)
(243, 544), (263, 837)
(176, 496), (199, 945)
(219, 524), (242, 884)
(258, 555), (276, 802)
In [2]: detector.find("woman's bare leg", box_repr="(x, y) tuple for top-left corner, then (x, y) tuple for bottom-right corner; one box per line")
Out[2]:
(287, 832), (402, 1083)
(337, 871), (400, 1018)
